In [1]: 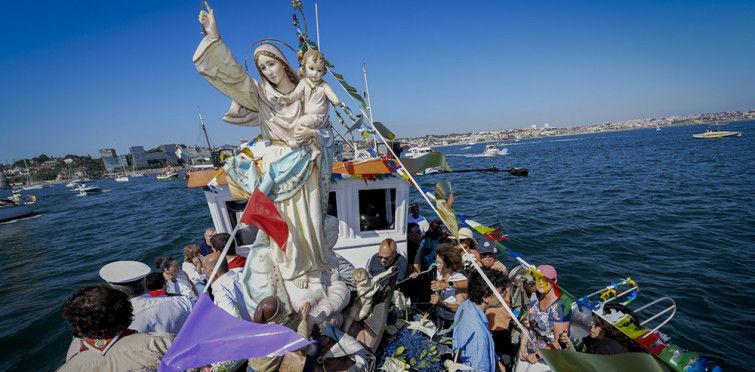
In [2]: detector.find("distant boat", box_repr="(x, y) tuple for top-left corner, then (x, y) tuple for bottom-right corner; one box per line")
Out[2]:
(20, 159), (44, 190)
(656, 126), (661, 132)
(157, 170), (179, 181)
(73, 183), (102, 195)
(66, 180), (82, 188)
(693, 124), (742, 139)
(115, 176), (129, 182)
(462, 146), (471, 150)
(402, 146), (432, 159)
(481, 144), (508, 157)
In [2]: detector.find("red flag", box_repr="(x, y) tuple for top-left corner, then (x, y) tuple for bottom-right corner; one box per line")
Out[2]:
(240, 189), (289, 253)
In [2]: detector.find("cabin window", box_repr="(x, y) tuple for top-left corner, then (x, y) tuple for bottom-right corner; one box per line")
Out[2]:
(327, 192), (338, 218)
(358, 188), (396, 231)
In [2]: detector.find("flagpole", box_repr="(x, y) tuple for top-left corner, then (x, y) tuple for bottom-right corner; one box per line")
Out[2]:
(314, 1), (321, 50)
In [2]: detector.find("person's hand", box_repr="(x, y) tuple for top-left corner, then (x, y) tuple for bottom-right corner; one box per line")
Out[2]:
(558, 330), (569, 344)
(294, 126), (316, 144)
(409, 272), (419, 279)
(430, 280), (448, 291)
(198, 1), (219, 39)
(430, 293), (441, 305)
(527, 352), (540, 364)
(299, 301), (311, 315)
(522, 316), (531, 329)
(518, 349), (528, 361)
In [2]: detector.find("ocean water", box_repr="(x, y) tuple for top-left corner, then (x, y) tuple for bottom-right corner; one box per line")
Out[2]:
(0, 122), (753, 370)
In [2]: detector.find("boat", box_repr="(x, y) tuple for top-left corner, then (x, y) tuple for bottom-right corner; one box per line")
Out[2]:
(73, 183), (102, 195)
(66, 180), (82, 188)
(0, 194), (37, 223)
(19, 159), (44, 191)
(693, 124), (742, 139)
(115, 176), (129, 182)
(402, 146), (432, 159)
(156, 170), (179, 181)
(481, 143), (507, 157)
(173, 3), (723, 371)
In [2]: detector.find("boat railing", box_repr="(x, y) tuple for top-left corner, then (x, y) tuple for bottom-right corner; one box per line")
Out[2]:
(633, 297), (677, 337)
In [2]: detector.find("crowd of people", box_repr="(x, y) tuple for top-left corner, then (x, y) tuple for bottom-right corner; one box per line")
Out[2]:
(57, 203), (636, 371)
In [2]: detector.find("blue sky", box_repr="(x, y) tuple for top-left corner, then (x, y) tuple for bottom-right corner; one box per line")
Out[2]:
(1, 0), (754, 160)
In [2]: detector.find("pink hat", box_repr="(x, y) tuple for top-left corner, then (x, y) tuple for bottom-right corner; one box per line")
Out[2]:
(537, 265), (557, 281)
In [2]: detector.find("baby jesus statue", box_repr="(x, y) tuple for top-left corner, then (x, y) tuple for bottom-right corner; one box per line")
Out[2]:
(276, 49), (344, 148)
(341, 266), (397, 333)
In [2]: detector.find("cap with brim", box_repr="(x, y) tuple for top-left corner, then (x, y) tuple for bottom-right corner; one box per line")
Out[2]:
(99, 261), (151, 284)
(479, 240), (497, 255)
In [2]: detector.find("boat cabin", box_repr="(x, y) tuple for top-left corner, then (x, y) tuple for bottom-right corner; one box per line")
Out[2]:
(187, 160), (409, 268)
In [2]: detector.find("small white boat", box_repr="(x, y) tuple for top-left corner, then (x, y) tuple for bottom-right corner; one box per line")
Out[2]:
(66, 180), (82, 188)
(402, 146), (432, 159)
(131, 173), (145, 178)
(481, 144), (508, 157)
(74, 183), (102, 195)
(20, 184), (43, 191)
(156, 171), (179, 181)
(462, 146), (471, 150)
(115, 176), (129, 182)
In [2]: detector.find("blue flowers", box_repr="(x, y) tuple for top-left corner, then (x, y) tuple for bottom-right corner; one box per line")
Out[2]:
(379, 328), (443, 372)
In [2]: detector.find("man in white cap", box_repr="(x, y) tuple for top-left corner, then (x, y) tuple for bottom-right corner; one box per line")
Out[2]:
(100, 261), (192, 335)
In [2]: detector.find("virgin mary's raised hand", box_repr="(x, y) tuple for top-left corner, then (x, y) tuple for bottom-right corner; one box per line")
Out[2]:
(198, 1), (219, 39)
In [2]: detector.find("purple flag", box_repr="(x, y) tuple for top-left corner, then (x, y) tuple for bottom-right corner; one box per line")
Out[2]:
(159, 294), (310, 372)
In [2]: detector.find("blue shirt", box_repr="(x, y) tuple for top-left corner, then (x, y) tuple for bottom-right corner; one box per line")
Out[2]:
(452, 299), (496, 371)
(198, 239), (214, 256)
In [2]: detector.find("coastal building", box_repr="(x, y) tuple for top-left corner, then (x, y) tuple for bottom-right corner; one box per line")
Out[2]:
(99, 148), (121, 172)
(129, 146), (148, 169)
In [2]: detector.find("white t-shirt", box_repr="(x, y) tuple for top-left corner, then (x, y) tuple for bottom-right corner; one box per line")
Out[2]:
(211, 271), (251, 321)
(437, 271), (467, 304)
(129, 294), (192, 335)
(166, 274), (197, 303)
(182, 261), (206, 284)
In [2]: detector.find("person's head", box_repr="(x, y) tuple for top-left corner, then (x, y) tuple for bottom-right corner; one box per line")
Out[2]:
(435, 243), (463, 274)
(99, 261), (150, 298)
(253, 44), (298, 88)
(535, 264), (558, 295)
(409, 203), (420, 218)
(155, 256), (179, 277)
(202, 252), (228, 281)
(456, 227), (477, 250)
(478, 240), (498, 269)
(468, 268), (508, 308)
(184, 244), (201, 263)
(427, 219), (443, 237)
(145, 272), (166, 291)
(302, 49), (326, 83)
(204, 227), (216, 244)
(377, 238), (398, 267)
(407, 223), (422, 244)
(63, 285), (133, 339)
(210, 233), (236, 255)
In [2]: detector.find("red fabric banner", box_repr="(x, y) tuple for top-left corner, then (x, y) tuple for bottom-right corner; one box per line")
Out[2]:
(239, 189), (289, 253)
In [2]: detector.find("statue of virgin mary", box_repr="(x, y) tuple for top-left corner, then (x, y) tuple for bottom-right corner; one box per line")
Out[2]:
(193, 4), (333, 292)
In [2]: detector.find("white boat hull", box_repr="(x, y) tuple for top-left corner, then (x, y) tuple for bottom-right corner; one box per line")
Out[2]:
(115, 177), (129, 182)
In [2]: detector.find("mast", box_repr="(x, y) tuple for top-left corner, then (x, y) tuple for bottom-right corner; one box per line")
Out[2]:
(362, 65), (378, 154)
(199, 112), (213, 151)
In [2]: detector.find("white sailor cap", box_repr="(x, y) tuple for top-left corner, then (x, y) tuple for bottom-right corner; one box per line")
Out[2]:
(99, 261), (151, 284)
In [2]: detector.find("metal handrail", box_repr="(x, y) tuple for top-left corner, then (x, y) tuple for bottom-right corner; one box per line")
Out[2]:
(634, 297), (677, 337)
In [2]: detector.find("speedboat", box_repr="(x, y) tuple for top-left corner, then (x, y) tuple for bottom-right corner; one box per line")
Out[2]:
(66, 180), (82, 188)
(692, 129), (742, 139)
(481, 144), (507, 157)
(402, 146), (432, 159)
(73, 183), (102, 195)
(0, 194), (36, 223)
